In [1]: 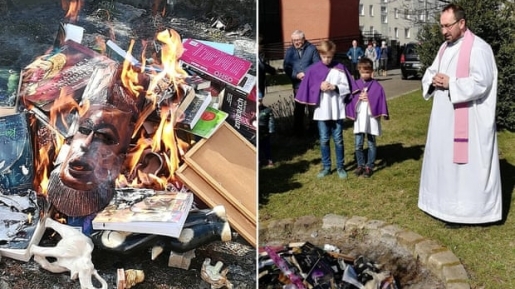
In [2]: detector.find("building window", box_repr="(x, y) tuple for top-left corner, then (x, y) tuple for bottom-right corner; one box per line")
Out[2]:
(394, 27), (399, 38)
(369, 5), (374, 16)
(381, 6), (387, 14)
(404, 9), (410, 19)
(359, 4), (364, 16)
(381, 15), (388, 23)
(359, 25), (364, 32)
(370, 26), (374, 36)
(419, 12), (424, 21)
(395, 8), (399, 19)
(405, 28), (411, 39)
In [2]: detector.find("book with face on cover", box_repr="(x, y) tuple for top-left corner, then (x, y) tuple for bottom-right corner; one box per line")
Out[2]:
(92, 188), (194, 238)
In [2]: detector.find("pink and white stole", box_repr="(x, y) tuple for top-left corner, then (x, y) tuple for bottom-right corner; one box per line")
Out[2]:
(438, 29), (475, 164)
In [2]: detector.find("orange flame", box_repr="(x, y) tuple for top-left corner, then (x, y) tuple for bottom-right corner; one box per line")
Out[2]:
(121, 39), (145, 96)
(117, 29), (190, 190)
(61, 0), (83, 23)
(146, 29), (188, 106)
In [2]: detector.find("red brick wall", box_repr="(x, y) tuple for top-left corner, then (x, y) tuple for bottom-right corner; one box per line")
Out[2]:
(280, 0), (361, 52)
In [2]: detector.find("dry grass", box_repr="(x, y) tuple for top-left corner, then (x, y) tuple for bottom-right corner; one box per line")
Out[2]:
(259, 90), (515, 289)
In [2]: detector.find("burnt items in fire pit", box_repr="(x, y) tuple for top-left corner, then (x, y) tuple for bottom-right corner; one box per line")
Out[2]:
(259, 242), (399, 289)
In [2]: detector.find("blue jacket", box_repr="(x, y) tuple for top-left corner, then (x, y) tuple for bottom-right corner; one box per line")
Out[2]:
(346, 46), (364, 64)
(375, 46), (381, 60)
(283, 41), (320, 89)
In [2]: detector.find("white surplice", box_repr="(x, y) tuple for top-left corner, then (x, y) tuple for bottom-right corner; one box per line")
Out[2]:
(418, 35), (502, 224)
(313, 69), (350, 121)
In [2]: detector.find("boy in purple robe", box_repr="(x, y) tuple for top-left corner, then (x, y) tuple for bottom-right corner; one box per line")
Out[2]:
(345, 58), (389, 178)
(295, 40), (353, 179)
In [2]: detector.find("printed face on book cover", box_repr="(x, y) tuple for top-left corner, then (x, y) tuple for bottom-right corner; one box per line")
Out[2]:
(48, 104), (134, 216)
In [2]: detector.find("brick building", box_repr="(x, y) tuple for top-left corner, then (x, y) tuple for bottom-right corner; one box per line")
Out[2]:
(259, 0), (361, 61)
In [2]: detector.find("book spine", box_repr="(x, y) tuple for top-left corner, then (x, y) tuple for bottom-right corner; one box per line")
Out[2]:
(180, 39), (251, 86)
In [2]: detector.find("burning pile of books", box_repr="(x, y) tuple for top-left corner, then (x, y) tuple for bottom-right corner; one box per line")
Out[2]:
(259, 242), (399, 289)
(0, 14), (256, 264)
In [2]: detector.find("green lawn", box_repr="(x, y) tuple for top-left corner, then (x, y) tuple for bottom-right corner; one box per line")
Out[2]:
(259, 91), (515, 289)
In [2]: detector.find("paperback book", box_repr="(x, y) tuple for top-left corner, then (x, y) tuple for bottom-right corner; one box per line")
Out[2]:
(180, 38), (252, 87)
(0, 67), (22, 116)
(220, 85), (257, 145)
(92, 189), (194, 238)
(19, 39), (114, 112)
(179, 106), (228, 139)
(176, 88), (212, 130)
(0, 112), (48, 262)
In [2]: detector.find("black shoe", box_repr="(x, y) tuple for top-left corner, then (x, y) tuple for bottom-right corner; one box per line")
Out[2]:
(363, 167), (373, 178)
(354, 166), (364, 176)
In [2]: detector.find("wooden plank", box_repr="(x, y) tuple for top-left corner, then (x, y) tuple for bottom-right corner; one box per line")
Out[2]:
(183, 122), (256, 224)
(176, 163), (256, 247)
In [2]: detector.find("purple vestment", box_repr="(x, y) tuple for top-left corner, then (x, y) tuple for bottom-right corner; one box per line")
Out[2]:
(345, 78), (389, 120)
(294, 61), (353, 106)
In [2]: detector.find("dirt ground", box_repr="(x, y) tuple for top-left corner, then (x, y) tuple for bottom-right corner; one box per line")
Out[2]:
(0, 0), (256, 288)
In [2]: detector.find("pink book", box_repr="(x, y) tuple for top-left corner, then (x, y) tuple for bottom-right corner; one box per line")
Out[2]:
(181, 39), (252, 86)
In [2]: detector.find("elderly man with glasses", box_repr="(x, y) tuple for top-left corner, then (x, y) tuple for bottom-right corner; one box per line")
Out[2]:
(283, 30), (321, 138)
(418, 4), (502, 227)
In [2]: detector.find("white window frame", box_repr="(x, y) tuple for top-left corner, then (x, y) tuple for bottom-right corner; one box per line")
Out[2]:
(395, 8), (399, 19)
(369, 5), (374, 16)
(359, 4), (364, 16)
(405, 28), (411, 39)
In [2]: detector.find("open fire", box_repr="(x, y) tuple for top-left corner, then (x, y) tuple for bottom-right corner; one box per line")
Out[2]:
(31, 0), (193, 200)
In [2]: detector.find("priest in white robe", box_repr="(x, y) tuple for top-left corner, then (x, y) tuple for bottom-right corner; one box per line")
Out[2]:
(418, 4), (502, 224)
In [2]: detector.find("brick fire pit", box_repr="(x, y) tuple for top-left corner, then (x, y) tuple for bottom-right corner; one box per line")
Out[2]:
(259, 214), (471, 289)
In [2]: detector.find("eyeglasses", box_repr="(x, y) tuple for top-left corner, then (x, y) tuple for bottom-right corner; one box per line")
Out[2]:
(440, 19), (460, 30)
(292, 38), (304, 42)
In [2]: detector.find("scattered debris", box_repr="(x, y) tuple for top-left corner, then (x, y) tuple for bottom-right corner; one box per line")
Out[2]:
(117, 268), (145, 289)
(259, 242), (399, 289)
(168, 249), (196, 270)
(201, 257), (233, 289)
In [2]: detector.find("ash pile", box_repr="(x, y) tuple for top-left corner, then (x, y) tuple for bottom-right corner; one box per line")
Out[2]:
(0, 0), (257, 288)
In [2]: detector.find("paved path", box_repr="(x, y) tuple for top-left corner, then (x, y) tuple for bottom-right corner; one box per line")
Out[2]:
(263, 69), (422, 107)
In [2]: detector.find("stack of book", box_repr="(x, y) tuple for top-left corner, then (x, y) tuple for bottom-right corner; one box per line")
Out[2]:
(179, 38), (257, 145)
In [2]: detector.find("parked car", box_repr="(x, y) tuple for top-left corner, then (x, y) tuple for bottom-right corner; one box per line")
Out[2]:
(400, 42), (422, 79)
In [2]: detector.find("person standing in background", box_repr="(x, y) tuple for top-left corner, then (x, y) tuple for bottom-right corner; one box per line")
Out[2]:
(364, 42), (377, 64)
(379, 41), (389, 76)
(283, 30), (321, 137)
(346, 40), (364, 80)
(373, 41), (381, 74)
